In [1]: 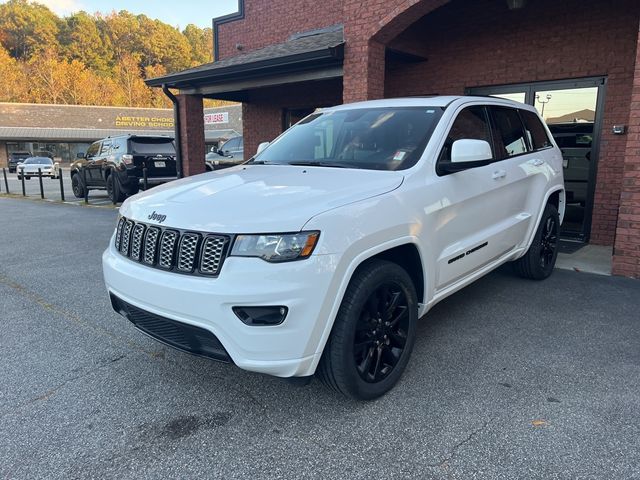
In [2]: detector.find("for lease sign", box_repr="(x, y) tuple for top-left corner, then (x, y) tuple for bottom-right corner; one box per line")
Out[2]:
(204, 112), (229, 125)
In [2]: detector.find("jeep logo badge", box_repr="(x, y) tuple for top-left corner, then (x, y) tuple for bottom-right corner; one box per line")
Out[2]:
(148, 211), (167, 223)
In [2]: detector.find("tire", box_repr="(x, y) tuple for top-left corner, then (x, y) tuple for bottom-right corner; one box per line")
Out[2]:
(317, 260), (418, 400)
(25, 176), (30, 180)
(106, 173), (126, 203)
(17, 175), (21, 180)
(71, 173), (85, 198)
(513, 203), (560, 280)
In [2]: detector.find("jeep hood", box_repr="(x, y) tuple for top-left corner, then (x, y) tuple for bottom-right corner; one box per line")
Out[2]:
(121, 165), (404, 233)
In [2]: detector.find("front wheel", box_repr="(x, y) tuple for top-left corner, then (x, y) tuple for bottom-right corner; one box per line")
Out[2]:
(71, 173), (85, 198)
(513, 203), (560, 280)
(317, 260), (418, 400)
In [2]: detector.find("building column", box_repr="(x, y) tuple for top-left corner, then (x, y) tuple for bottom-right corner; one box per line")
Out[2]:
(177, 94), (206, 177)
(612, 21), (640, 278)
(342, 37), (386, 104)
(242, 102), (282, 158)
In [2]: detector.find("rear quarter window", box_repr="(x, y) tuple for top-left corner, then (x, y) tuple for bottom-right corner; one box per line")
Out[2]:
(520, 109), (553, 151)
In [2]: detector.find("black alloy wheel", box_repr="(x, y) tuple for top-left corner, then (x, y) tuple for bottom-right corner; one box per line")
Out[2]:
(513, 203), (560, 280)
(354, 283), (410, 383)
(317, 259), (418, 400)
(71, 173), (84, 198)
(539, 216), (558, 270)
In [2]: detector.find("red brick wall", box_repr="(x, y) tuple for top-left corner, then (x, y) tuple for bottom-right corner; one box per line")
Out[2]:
(613, 21), (640, 278)
(383, 0), (640, 246)
(241, 79), (343, 157)
(177, 94), (206, 177)
(217, 1), (344, 60)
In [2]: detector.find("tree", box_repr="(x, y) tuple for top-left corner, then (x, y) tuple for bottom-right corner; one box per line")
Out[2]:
(183, 24), (213, 66)
(27, 47), (67, 104)
(0, 45), (28, 101)
(113, 53), (150, 107)
(0, 0), (60, 60)
(61, 11), (113, 74)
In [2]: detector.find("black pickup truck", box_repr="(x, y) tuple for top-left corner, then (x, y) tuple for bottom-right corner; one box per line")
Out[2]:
(70, 135), (177, 202)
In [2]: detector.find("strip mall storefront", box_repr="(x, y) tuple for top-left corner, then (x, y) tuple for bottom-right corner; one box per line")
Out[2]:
(0, 103), (242, 165)
(148, 0), (640, 277)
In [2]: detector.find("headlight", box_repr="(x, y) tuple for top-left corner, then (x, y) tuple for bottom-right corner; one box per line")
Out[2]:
(230, 231), (320, 262)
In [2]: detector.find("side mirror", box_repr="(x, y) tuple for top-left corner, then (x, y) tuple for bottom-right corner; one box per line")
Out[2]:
(451, 139), (493, 163)
(440, 139), (493, 174)
(257, 142), (270, 155)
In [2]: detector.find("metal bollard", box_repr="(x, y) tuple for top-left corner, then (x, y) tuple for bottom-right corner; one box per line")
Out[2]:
(21, 170), (26, 196)
(38, 168), (44, 199)
(59, 169), (65, 202)
(143, 167), (148, 191)
(82, 167), (88, 204)
(2, 168), (8, 194)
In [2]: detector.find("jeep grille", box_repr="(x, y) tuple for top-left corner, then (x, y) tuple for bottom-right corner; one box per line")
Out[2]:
(114, 217), (230, 276)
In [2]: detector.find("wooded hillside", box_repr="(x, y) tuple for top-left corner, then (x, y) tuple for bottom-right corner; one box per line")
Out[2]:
(0, 0), (218, 108)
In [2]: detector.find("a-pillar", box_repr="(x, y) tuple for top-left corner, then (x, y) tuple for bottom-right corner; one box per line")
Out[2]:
(177, 94), (206, 177)
(612, 20), (640, 279)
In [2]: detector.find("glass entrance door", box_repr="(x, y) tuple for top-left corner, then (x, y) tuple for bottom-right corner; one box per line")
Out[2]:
(467, 77), (606, 241)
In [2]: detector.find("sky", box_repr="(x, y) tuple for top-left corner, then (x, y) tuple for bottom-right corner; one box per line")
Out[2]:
(13, 0), (239, 28)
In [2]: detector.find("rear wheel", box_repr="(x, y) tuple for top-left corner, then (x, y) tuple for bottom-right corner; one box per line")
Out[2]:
(106, 173), (126, 203)
(513, 203), (560, 280)
(317, 260), (418, 400)
(71, 173), (84, 198)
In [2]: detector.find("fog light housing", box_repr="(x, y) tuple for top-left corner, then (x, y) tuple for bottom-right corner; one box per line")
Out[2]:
(232, 306), (288, 326)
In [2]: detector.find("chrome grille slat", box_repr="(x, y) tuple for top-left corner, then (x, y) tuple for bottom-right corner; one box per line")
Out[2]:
(144, 227), (160, 265)
(178, 233), (200, 272)
(130, 224), (146, 261)
(120, 220), (133, 255)
(159, 230), (179, 269)
(200, 236), (228, 275)
(116, 217), (228, 276)
(115, 217), (126, 250)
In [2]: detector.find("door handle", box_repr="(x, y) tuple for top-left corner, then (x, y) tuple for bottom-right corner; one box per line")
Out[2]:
(529, 158), (544, 166)
(492, 169), (507, 180)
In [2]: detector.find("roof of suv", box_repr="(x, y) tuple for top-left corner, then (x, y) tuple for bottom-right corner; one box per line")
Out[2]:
(325, 96), (534, 111)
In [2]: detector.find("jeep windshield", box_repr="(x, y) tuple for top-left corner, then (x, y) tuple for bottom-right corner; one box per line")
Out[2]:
(250, 107), (444, 171)
(131, 139), (175, 155)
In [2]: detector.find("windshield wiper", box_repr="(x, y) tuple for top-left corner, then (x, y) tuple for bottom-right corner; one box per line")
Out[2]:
(287, 161), (348, 168)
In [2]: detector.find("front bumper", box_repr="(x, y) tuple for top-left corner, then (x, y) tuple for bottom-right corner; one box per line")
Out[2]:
(103, 240), (340, 377)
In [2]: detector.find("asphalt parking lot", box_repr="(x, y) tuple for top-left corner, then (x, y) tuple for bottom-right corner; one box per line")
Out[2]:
(1, 197), (639, 479)
(1, 168), (115, 206)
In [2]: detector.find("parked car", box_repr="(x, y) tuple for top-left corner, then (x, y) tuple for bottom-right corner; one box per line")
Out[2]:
(16, 157), (60, 179)
(547, 122), (592, 205)
(8, 151), (31, 173)
(103, 97), (565, 400)
(205, 136), (244, 171)
(70, 135), (177, 202)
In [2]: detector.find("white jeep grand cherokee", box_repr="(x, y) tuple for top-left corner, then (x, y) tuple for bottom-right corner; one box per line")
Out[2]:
(103, 96), (565, 400)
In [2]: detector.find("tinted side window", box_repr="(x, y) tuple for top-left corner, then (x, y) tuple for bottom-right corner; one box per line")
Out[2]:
(519, 110), (552, 150)
(224, 138), (240, 150)
(111, 137), (127, 153)
(438, 106), (493, 173)
(100, 141), (112, 156)
(490, 107), (529, 158)
(86, 142), (100, 158)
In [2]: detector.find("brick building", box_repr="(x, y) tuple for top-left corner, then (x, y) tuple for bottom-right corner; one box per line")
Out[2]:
(0, 103), (242, 166)
(147, 0), (640, 278)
